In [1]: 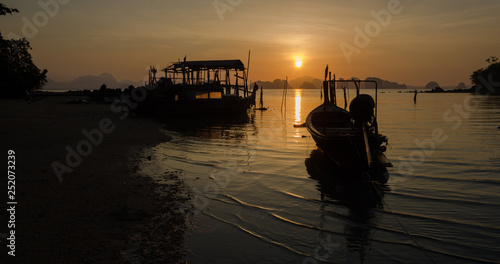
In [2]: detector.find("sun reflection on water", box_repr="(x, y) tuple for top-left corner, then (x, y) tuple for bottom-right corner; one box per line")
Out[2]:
(295, 90), (301, 124)
(294, 90), (302, 139)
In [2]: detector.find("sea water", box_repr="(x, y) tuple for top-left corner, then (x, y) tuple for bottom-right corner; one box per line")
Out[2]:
(147, 89), (500, 263)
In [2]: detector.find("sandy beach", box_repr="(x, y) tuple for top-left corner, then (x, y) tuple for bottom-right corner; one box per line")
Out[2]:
(0, 96), (188, 263)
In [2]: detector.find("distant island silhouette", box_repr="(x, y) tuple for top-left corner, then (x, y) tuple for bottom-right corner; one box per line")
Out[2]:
(45, 73), (143, 91)
(43, 69), (499, 94)
(44, 74), (409, 91)
(255, 76), (407, 90)
(41, 73), (484, 94)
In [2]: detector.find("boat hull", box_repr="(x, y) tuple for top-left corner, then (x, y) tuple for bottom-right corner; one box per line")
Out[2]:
(306, 103), (392, 171)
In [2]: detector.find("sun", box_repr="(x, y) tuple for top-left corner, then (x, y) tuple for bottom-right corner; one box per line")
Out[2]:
(295, 59), (303, 68)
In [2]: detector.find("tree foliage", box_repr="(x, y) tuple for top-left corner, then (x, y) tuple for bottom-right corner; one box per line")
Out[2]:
(470, 56), (500, 95)
(0, 2), (46, 98)
(0, 3), (18, 15)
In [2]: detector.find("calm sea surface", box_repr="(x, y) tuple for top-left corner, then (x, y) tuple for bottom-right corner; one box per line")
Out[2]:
(143, 89), (500, 263)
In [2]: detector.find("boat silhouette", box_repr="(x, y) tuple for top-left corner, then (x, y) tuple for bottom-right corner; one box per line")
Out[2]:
(306, 65), (392, 183)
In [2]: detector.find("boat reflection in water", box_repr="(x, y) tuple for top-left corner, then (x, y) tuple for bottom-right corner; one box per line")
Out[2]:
(305, 148), (385, 207)
(160, 111), (254, 140)
(305, 148), (387, 263)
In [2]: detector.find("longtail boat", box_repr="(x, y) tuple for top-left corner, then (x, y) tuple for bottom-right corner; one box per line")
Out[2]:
(306, 65), (392, 182)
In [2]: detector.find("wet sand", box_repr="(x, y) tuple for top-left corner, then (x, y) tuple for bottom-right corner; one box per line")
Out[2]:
(0, 96), (188, 263)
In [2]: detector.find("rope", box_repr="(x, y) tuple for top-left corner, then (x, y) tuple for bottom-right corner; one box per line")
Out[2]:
(367, 175), (437, 264)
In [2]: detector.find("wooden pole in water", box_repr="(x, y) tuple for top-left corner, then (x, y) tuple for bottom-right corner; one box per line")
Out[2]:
(285, 76), (288, 112)
(333, 74), (337, 106)
(260, 85), (264, 108)
(281, 76), (288, 116)
(343, 86), (347, 109)
(246, 50), (251, 97)
(414, 89), (417, 104)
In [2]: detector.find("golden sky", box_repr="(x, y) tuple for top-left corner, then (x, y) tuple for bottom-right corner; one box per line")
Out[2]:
(2, 0), (500, 86)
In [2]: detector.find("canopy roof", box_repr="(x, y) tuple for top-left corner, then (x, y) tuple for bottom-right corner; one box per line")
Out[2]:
(167, 59), (245, 71)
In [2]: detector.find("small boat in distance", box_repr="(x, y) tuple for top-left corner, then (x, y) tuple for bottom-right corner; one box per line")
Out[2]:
(134, 57), (258, 117)
(306, 65), (392, 183)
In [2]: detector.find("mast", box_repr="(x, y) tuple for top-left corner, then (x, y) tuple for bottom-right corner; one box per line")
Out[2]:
(323, 65), (329, 104)
(246, 50), (251, 98)
(332, 73), (336, 105)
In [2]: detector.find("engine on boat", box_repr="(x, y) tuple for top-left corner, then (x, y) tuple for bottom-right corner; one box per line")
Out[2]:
(349, 94), (375, 124)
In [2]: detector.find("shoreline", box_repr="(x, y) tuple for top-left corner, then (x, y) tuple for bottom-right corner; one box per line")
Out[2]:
(0, 97), (188, 263)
